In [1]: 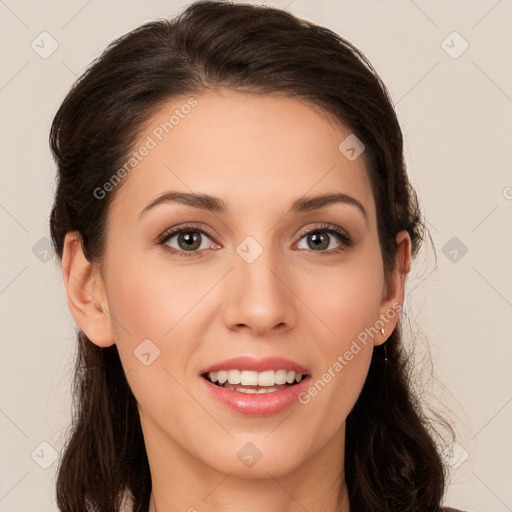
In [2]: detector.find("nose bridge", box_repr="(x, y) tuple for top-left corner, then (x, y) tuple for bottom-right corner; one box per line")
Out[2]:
(223, 233), (294, 333)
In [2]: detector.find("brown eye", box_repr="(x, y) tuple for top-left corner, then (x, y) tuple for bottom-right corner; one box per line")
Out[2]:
(159, 225), (218, 257)
(295, 225), (353, 254)
(306, 232), (330, 250)
(176, 231), (202, 251)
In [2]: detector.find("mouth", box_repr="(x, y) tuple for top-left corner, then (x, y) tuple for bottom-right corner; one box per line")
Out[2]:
(199, 356), (312, 416)
(201, 369), (309, 394)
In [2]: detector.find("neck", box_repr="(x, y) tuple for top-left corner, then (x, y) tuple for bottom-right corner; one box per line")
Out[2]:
(144, 420), (350, 512)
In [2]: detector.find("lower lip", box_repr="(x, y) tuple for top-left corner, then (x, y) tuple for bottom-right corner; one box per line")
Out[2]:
(200, 376), (311, 417)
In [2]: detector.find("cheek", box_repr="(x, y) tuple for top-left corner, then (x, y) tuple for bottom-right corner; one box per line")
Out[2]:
(298, 335), (373, 442)
(295, 247), (384, 343)
(293, 247), (383, 426)
(103, 257), (207, 434)
(105, 253), (209, 343)
(103, 252), (221, 394)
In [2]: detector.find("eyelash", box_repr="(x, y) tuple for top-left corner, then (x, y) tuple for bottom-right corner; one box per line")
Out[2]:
(157, 223), (353, 258)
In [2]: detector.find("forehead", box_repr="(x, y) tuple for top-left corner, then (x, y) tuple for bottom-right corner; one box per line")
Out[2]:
(110, 89), (376, 225)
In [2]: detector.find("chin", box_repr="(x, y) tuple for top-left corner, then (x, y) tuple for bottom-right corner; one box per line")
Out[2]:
(198, 434), (313, 479)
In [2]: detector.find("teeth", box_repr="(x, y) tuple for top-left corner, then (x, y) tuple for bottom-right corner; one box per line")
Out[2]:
(239, 385), (282, 394)
(275, 369), (287, 385)
(206, 369), (305, 387)
(240, 370), (258, 386)
(258, 370), (276, 386)
(228, 369), (241, 384)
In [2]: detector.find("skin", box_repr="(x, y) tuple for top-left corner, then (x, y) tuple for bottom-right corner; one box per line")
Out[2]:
(62, 89), (411, 512)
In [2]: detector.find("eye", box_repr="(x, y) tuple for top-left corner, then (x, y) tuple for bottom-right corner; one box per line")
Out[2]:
(158, 224), (219, 257)
(158, 222), (353, 257)
(295, 223), (353, 254)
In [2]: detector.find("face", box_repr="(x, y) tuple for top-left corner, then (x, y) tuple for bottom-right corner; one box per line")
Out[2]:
(91, 90), (403, 478)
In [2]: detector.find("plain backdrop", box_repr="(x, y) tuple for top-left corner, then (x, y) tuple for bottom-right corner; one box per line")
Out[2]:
(1, 1), (511, 511)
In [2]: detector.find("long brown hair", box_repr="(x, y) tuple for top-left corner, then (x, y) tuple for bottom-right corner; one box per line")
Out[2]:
(49, 1), (451, 510)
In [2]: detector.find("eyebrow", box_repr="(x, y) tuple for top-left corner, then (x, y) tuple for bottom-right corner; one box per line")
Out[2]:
(138, 191), (368, 223)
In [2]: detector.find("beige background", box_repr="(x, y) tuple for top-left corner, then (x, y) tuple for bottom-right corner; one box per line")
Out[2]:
(1, 0), (511, 510)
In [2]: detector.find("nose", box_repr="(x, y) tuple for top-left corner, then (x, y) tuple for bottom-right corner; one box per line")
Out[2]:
(222, 243), (296, 336)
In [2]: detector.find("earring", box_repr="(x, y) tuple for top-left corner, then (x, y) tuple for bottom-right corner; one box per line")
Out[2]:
(381, 328), (388, 362)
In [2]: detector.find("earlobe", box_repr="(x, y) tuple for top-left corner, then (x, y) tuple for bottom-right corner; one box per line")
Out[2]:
(61, 231), (115, 347)
(375, 230), (412, 346)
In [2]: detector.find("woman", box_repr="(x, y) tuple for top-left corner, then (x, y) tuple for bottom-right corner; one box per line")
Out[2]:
(49, 1), (464, 511)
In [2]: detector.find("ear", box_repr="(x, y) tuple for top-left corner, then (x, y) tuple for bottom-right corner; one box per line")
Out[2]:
(61, 231), (115, 347)
(374, 230), (412, 346)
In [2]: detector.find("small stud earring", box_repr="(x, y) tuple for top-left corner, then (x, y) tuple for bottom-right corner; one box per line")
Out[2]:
(381, 328), (388, 363)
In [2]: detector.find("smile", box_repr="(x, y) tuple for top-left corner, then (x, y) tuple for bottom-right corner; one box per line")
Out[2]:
(199, 357), (311, 416)
(203, 369), (305, 394)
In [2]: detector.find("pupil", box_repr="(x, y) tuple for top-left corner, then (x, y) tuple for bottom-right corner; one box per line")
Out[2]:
(310, 232), (328, 250)
(179, 231), (200, 250)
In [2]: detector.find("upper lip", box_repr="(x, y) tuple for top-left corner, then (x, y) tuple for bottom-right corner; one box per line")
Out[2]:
(200, 356), (310, 375)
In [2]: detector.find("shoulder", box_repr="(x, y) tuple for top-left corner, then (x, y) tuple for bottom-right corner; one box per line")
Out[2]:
(441, 507), (467, 512)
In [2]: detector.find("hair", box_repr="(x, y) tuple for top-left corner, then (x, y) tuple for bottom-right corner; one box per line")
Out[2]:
(49, 1), (452, 511)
